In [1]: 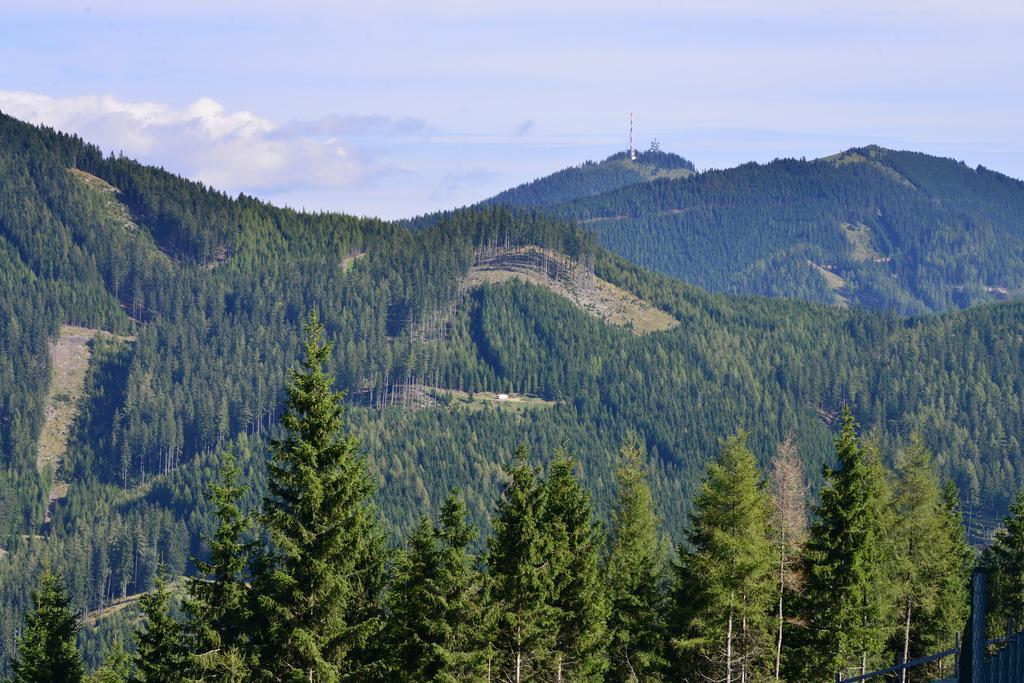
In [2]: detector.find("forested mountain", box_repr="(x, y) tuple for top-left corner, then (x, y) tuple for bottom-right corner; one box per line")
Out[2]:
(1, 111), (1024, 674)
(511, 146), (1024, 315)
(482, 149), (696, 208)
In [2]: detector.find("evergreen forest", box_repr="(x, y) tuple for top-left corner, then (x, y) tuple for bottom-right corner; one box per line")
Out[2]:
(2, 111), (1024, 680)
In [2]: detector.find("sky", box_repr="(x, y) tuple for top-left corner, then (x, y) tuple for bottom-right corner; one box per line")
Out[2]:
(1, 0), (1022, 219)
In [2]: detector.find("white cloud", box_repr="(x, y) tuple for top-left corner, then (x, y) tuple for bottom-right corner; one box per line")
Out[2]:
(0, 90), (413, 195)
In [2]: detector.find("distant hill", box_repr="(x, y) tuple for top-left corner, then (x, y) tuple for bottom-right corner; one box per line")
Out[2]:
(482, 149), (696, 207)
(544, 145), (1024, 314)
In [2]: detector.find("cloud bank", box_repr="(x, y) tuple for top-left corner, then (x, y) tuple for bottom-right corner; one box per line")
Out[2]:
(0, 90), (425, 197)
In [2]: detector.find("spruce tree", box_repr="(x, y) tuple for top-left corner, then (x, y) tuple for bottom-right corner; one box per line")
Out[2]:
(131, 576), (185, 683)
(672, 431), (775, 682)
(182, 450), (253, 681)
(10, 566), (85, 683)
(253, 313), (388, 682)
(890, 436), (971, 679)
(88, 640), (131, 683)
(543, 448), (610, 681)
(387, 490), (488, 681)
(935, 481), (974, 648)
(800, 409), (898, 679)
(486, 444), (556, 683)
(604, 430), (668, 682)
(987, 486), (1024, 634)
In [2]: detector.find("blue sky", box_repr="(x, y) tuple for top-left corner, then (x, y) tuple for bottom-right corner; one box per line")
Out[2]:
(2, 0), (1022, 219)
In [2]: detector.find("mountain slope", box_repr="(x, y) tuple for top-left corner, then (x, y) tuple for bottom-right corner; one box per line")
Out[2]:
(482, 149), (696, 207)
(531, 145), (1024, 314)
(1, 114), (1023, 669)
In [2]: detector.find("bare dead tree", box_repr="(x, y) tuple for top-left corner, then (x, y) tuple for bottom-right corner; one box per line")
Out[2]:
(770, 433), (809, 681)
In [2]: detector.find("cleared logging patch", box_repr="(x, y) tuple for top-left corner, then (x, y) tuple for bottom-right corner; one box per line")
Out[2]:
(68, 168), (140, 233)
(38, 325), (98, 476)
(425, 387), (559, 411)
(808, 261), (851, 308)
(466, 251), (678, 335)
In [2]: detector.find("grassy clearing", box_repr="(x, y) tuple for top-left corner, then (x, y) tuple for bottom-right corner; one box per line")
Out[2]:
(424, 387), (559, 412)
(342, 251), (368, 271)
(466, 254), (678, 335)
(68, 168), (140, 233)
(808, 261), (850, 307)
(841, 222), (884, 262)
(615, 158), (695, 181)
(38, 326), (135, 530)
(819, 148), (915, 189)
(37, 326), (98, 476)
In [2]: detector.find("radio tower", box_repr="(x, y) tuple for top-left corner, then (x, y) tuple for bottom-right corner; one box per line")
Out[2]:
(628, 113), (637, 160)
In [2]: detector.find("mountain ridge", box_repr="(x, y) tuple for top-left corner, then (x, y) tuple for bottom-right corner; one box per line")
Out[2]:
(516, 144), (1024, 314)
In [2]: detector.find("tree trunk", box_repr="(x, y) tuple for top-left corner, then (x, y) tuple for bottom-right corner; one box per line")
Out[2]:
(900, 600), (912, 683)
(727, 608), (734, 683)
(776, 533), (786, 681)
(741, 613), (748, 683)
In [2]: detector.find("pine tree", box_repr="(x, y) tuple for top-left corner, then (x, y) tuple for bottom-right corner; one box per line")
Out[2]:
(800, 409), (898, 679)
(890, 436), (971, 681)
(182, 450), (253, 681)
(604, 430), (668, 682)
(769, 434), (807, 681)
(88, 640), (131, 683)
(253, 313), (388, 682)
(387, 490), (488, 681)
(543, 447), (610, 681)
(486, 444), (556, 683)
(10, 566), (85, 683)
(672, 431), (775, 682)
(131, 576), (185, 683)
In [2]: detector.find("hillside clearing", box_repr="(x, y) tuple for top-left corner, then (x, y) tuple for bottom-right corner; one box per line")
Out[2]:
(342, 251), (368, 271)
(618, 157), (695, 181)
(68, 168), (140, 233)
(841, 222), (886, 262)
(38, 326), (99, 476)
(808, 261), (851, 307)
(38, 325), (134, 530)
(819, 148), (916, 189)
(427, 387), (559, 411)
(466, 250), (678, 334)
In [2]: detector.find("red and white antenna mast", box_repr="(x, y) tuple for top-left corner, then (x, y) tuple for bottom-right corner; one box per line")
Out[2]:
(628, 113), (636, 160)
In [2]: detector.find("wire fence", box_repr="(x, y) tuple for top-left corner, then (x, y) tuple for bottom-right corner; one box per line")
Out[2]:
(836, 570), (1024, 683)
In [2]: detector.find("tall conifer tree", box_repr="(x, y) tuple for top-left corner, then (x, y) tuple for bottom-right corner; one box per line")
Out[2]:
(672, 431), (775, 682)
(890, 436), (971, 680)
(131, 576), (185, 683)
(486, 445), (556, 683)
(88, 640), (131, 683)
(182, 450), (253, 681)
(800, 409), (898, 679)
(387, 490), (488, 681)
(10, 566), (84, 683)
(604, 430), (668, 682)
(987, 487), (1024, 633)
(253, 313), (388, 682)
(543, 448), (610, 681)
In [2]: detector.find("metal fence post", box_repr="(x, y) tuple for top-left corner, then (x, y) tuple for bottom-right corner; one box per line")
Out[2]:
(1017, 633), (1024, 681)
(960, 568), (988, 683)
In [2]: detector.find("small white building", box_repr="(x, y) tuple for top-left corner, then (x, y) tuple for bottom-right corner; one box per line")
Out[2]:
(497, 393), (510, 401)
